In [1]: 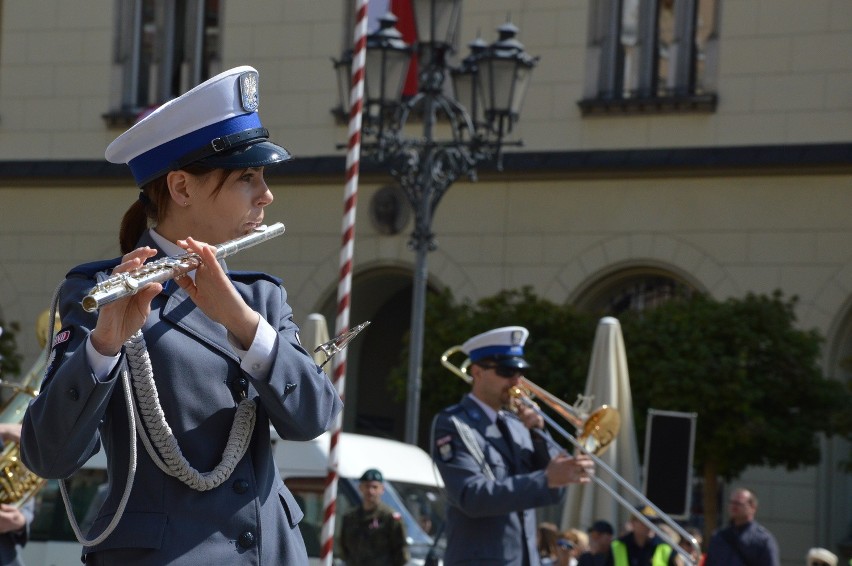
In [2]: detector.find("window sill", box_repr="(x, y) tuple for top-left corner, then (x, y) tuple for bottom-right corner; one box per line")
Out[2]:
(577, 93), (717, 116)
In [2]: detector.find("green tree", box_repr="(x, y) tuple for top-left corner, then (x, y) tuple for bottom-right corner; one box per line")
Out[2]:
(0, 318), (23, 381)
(620, 291), (850, 538)
(390, 288), (851, 538)
(388, 287), (599, 444)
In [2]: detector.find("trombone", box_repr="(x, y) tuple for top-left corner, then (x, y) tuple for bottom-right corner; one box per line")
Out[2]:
(440, 346), (700, 566)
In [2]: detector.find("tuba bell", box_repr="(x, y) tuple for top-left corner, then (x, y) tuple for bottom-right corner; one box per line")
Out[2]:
(0, 310), (57, 506)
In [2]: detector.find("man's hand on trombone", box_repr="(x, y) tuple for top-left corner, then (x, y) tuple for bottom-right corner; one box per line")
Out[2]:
(546, 452), (595, 487)
(511, 398), (545, 430)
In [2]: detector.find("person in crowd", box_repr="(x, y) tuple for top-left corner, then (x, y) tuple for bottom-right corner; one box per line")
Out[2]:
(704, 488), (780, 566)
(578, 520), (615, 566)
(681, 526), (704, 565)
(20, 65), (343, 565)
(538, 522), (561, 565)
(339, 468), (409, 566)
(431, 326), (594, 565)
(605, 506), (678, 566)
(558, 528), (589, 566)
(0, 424), (34, 566)
(805, 547), (838, 566)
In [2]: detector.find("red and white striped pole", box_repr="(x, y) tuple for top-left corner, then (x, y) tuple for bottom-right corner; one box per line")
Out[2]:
(320, 1), (368, 563)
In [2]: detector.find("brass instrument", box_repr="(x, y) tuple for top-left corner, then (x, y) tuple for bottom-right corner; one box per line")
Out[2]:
(440, 344), (700, 566)
(0, 310), (59, 506)
(82, 222), (286, 312)
(441, 345), (620, 456)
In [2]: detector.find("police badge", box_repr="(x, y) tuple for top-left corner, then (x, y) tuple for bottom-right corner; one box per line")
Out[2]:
(239, 71), (260, 112)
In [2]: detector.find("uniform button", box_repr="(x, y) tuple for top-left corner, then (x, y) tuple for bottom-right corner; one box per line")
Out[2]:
(233, 479), (249, 494)
(238, 378), (248, 389)
(238, 530), (256, 549)
(66, 388), (79, 401)
(251, 363), (261, 371)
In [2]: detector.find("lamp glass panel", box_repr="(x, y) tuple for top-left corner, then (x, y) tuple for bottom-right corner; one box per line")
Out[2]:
(386, 50), (412, 101)
(488, 58), (517, 113)
(510, 65), (532, 115)
(413, 0), (461, 46)
(452, 70), (484, 125)
(336, 59), (352, 113)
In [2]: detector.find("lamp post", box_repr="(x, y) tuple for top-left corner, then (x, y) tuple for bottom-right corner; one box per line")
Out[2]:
(334, 0), (538, 445)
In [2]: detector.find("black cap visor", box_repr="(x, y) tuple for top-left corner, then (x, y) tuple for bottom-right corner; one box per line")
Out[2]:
(197, 139), (293, 170)
(490, 355), (531, 371)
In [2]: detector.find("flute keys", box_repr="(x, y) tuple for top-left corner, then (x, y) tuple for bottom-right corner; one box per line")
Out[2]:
(122, 275), (140, 292)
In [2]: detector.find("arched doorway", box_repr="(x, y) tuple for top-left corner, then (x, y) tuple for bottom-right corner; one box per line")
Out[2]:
(318, 265), (437, 442)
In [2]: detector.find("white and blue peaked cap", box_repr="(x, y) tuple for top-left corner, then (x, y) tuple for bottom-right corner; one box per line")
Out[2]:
(462, 326), (531, 370)
(106, 65), (292, 187)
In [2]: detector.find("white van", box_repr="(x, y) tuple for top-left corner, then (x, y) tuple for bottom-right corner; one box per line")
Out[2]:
(21, 431), (446, 566)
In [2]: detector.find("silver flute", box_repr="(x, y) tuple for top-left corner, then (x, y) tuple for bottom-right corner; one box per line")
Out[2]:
(81, 222), (286, 312)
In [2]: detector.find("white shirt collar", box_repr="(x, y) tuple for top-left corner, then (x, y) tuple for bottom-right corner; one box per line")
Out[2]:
(467, 393), (500, 424)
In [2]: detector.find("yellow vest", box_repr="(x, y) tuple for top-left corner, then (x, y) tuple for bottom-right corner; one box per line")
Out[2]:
(611, 539), (673, 566)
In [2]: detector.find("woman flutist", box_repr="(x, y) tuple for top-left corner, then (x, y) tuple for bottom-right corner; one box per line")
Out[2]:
(21, 66), (342, 565)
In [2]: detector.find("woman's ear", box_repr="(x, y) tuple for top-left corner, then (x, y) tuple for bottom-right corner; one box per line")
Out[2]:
(166, 170), (191, 206)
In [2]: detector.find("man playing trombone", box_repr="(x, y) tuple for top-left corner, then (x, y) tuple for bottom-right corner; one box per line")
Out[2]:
(431, 326), (594, 566)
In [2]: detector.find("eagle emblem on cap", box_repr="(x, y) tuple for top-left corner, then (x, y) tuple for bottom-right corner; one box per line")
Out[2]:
(511, 330), (523, 345)
(239, 71), (260, 112)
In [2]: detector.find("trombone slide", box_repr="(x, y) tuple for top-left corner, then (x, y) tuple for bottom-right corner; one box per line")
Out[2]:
(517, 395), (699, 566)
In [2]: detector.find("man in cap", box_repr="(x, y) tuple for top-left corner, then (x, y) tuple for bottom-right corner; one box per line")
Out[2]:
(605, 506), (678, 566)
(705, 488), (780, 566)
(431, 326), (594, 566)
(339, 468), (409, 566)
(578, 520), (615, 566)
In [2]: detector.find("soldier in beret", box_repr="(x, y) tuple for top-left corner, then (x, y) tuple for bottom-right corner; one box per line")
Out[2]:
(339, 468), (409, 566)
(20, 66), (342, 565)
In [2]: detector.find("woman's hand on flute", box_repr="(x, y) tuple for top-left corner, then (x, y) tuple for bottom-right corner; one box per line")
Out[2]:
(174, 237), (259, 349)
(90, 247), (163, 356)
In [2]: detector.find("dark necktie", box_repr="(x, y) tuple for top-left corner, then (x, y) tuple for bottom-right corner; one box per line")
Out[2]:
(496, 413), (530, 566)
(496, 412), (519, 470)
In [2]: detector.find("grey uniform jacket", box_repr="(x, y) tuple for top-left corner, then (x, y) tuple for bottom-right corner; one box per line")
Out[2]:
(431, 395), (565, 566)
(20, 232), (343, 566)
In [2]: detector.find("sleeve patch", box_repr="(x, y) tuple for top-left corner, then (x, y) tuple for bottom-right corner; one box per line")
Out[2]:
(44, 326), (74, 384)
(436, 434), (454, 462)
(52, 329), (72, 348)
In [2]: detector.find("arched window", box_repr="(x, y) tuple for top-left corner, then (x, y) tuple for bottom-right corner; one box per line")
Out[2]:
(573, 267), (697, 315)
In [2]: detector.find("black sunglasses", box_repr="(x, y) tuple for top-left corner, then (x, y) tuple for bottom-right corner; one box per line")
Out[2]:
(478, 364), (523, 378)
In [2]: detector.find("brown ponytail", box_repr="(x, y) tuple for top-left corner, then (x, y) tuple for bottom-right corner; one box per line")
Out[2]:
(118, 164), (230, 253)
(119, 177), (170, 254)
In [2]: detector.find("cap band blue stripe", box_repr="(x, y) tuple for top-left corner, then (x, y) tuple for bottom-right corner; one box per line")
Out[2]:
(469, 345), (525, 362)
(128, 113), (263, 185)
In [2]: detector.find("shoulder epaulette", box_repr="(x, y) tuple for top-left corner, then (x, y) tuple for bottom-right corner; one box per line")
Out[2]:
(443, 403), (464, 415)
(66, 258), (122, 279)
(228, 271), (282, 285)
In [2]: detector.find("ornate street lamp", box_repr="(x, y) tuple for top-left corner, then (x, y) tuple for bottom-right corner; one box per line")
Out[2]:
(334, 1), (538, 445)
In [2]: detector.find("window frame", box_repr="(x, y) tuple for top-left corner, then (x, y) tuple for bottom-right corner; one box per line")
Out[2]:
(104, 0), (221, 128)
(579, 0), (719, 116)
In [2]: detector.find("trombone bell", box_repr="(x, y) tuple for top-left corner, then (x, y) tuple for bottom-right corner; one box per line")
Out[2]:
(579, 405), (620, 456)
(441, 345), (621, 456)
